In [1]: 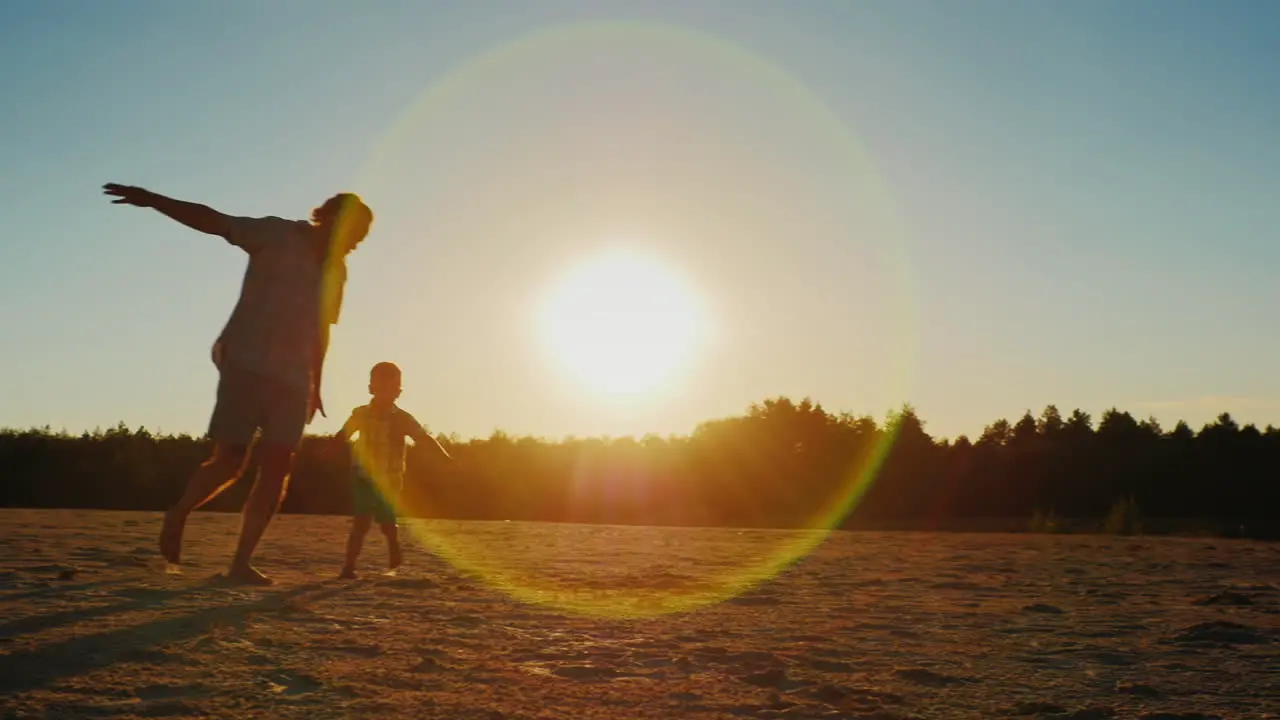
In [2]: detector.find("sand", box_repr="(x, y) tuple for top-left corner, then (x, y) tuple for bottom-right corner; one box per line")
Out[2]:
(1, 509), (1277, 720)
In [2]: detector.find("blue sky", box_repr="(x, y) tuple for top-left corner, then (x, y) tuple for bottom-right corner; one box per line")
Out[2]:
(2, 0), (1278, 441)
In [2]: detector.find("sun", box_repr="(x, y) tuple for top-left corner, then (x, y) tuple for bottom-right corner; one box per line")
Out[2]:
(538, 249), (706, 396)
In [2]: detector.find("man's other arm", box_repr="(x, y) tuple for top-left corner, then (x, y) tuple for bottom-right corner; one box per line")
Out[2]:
(310, 323), (331, 421)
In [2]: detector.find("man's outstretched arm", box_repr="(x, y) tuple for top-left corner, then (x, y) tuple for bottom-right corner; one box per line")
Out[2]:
(103, 183), (232, 238)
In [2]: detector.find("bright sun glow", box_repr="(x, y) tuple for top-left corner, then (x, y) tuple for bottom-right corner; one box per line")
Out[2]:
(539, 249), (706, 396)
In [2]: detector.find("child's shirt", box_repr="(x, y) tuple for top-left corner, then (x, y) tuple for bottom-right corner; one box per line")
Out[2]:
(340, 403), (429, 491)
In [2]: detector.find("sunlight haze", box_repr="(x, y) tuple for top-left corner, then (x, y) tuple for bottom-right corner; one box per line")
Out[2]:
(2, 0), (1278, 441)
(537, 246), (709, 399)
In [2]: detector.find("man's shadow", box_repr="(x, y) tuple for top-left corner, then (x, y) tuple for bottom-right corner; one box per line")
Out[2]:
(0, 581), (347, 696)
(0, 580), (217, 640)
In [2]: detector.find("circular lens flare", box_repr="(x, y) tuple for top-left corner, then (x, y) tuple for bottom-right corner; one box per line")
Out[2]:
(353, 20), (916, 618)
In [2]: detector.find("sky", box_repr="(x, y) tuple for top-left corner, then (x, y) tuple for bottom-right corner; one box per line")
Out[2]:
(2, 0), (1278, 442)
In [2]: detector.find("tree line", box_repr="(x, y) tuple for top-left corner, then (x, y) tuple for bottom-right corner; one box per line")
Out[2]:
(2, 397), (1277, 538)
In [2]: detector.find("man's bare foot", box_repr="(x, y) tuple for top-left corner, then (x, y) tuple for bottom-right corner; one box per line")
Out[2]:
(388, 542), (402, 571)
(159, 508), (187, 565)
(338, 567), (358, 580)
(226, 564), (273, 586)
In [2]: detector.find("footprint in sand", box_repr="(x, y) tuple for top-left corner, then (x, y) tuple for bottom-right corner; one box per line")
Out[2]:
(737, 667), (810, 691)
(25, 564), (78, 579)
(381, 578), (440, 591)
(727, 650), (785, 669)
(130, 684), (212, 717)
(260, 671), (322, 696)
(1087, 650), (1140, 667)
(1000, 700), (1069, 716)
(412, 656), (456, 673)
(804, 657), (857, 673)
(931, 580), (987, 591)
(551, 664), (620, 681)
(892, 667), (972, 687)
(315, 642), (383, 658)
(786, 634), (833, 644)
(727, 593), (782, 607)
(135, 684), (210, 701)
(808, 683), (906, 708)
(120, 647), (186, 666)
(1172, 621), (1271, 646)
(636, 655), (677, 669)
(1059, 706), (1119, 719)
(1116, 681), (1163, 698)
(1192, 591), (1256, 607)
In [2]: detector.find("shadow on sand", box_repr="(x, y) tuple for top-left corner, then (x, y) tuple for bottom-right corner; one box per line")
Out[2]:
(0, 582), (346, 695)
(0, 581), (222, 640)
(0, 578), (135, 604)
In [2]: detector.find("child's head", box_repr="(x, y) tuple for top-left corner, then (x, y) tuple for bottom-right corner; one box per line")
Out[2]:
(368, 362), (402, 403)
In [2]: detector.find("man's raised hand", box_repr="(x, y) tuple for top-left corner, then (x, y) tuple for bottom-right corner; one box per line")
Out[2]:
(103, 183), (157, 207)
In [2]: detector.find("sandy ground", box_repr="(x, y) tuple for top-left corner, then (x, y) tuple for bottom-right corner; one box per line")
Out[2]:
(0, 510), (1277, 720)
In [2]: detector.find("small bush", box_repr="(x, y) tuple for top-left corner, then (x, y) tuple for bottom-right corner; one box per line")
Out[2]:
(1029, 508), (1060, 533)
(1104, 496), (1143, 536)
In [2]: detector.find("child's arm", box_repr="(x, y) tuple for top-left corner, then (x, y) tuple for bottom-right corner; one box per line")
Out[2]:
(403, 413), (452, 461)
(335, 409), (360, 443)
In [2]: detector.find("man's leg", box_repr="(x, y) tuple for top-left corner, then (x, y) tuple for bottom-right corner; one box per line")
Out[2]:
(342, 514), (373, 578)
(227, 444), (293, 585)
(160, 443), (249, 561)
(162, 366), (260, 565)
(160, 443), (251, 564)
(225, 376), (308, 585)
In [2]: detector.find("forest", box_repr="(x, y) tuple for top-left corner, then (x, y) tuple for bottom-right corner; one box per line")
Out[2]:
(2, 397), (1277, 538)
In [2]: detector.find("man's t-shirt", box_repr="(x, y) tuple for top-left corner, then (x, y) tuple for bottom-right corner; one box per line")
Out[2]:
(342, 403), (427, 491)
(214, 216), (346, 393)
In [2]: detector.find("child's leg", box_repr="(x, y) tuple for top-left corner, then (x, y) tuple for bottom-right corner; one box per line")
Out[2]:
(342, 515), (372, 577)
(369, 485), (401, 571)
(379, 522), (401, 570)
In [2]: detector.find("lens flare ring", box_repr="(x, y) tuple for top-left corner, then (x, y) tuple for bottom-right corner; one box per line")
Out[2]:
(352, 20), (918, 618)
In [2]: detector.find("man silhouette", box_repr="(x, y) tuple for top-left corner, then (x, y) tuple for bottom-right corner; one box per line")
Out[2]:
(103, 183), (373, 585)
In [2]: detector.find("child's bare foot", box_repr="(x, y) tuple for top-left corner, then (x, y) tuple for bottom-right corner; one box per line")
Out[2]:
(159, 508), (187, 564)
(226, 563), (273, 586)
(388, 544), (402, 571)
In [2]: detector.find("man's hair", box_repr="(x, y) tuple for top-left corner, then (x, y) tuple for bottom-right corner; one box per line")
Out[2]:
(370, 361), (401, 386)
(315, 192), (374, 249)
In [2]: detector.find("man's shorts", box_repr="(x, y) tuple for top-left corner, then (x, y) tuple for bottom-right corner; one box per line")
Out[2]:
(207, 363), (309, 449)
(352, 475), (398, 525)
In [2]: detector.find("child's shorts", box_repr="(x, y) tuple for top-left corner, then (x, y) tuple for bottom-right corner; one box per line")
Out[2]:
(352, 476), (398, 526)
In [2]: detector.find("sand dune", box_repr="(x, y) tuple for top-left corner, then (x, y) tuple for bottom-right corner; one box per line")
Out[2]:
(1, 509), (1277, 719)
